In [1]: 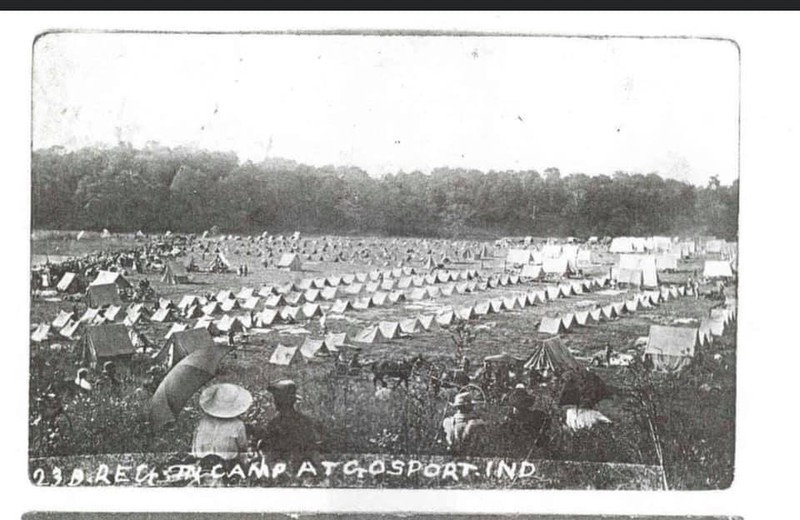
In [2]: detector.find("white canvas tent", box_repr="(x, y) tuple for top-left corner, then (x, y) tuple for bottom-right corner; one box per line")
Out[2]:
(703, 260), (734, 278)
(277, 253), (303, 271)
(644, 325), (699, 371)
(300, 338), (330, 359)
(269, 344), (302, 365)
(506, 249), (533, 265)
(538, 315), (566, 335)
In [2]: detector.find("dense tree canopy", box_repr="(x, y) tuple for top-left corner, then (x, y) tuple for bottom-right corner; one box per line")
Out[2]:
(32, 144), (739, 240)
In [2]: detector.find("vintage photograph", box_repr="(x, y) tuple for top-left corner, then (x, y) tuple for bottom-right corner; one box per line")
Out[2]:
(28, 32), (738, 490)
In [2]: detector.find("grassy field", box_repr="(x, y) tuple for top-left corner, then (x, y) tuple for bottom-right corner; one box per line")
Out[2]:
(29, 233), (736, 489)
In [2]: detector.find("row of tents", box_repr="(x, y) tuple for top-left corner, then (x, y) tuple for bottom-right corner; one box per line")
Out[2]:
(170, 233), (498, 268)
(34, 267), (519, 345)
(348, 275), (614, 345)
(537, 285), (693, 335)
(42, 289), (736, 375)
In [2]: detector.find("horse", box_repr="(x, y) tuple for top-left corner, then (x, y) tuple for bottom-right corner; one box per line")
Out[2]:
(370, 354), (425, 389)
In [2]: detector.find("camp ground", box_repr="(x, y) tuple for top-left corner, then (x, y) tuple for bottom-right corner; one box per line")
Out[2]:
(30, 224), (737, 490)
(24, 26), (751, 491)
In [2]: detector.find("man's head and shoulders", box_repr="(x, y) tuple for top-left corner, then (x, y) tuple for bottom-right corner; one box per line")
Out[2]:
(262, 379), (321, 452)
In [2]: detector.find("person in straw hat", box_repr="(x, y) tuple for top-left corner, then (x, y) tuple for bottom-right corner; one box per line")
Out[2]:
(258, 379), (321, 462)
(192, 383), (253, 463)
(442, 391), (486, 455)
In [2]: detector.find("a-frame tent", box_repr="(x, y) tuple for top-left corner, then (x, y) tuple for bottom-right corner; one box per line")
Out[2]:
(162, 261), (190, 285)
(277, 253), (303, 271)
(269, 344), (303, 366)
(86, 283), (123, 308)
(644, 325), (699, 371)
(80, 324), (136, 368)
(90, 270), (133, 290)
(300, 338), (331, 359)
(524, 336), (583, 374)
(538, 315), (567, 335)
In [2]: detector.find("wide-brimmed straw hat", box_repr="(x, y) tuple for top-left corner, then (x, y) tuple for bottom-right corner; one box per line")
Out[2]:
(199, 383), (253, 418)
(450, 392), (474, 407)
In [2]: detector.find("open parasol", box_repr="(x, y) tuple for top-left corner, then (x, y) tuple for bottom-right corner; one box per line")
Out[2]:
(150, 345), (233, 429)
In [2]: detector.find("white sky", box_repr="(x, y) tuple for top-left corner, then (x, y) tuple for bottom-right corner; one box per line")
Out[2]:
(32, 32), (740, 185)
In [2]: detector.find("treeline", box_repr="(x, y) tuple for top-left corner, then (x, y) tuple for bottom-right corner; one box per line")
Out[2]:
(31, 143), (739, 240)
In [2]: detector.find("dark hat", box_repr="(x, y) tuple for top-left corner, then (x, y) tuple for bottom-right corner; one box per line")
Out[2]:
(267, 379), (302, 402)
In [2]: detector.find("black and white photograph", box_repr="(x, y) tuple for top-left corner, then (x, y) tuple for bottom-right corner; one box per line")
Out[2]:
(28, 31), (739, 490)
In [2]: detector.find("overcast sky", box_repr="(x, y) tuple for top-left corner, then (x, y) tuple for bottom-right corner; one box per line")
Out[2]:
(32, 32), (739, 185)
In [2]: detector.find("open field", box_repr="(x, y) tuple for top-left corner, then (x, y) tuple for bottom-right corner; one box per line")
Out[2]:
(29, 232), (736, 489)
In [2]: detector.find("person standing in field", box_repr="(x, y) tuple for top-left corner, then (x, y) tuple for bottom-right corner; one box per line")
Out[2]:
(318, 312), (327, 334)
(191, 383), (252, 466)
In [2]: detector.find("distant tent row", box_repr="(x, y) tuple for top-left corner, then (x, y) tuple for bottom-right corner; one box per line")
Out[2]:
(137, 269), (506, 325)
(200, 233), (502, 266)
(609, 236), (675, 254)
(506, 248), (577, 277)
(537, 285), (690, 336)
(350, 275), (613, 345)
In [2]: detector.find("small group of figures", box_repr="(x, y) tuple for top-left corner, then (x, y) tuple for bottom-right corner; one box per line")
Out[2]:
(187, 379), (321, 472)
